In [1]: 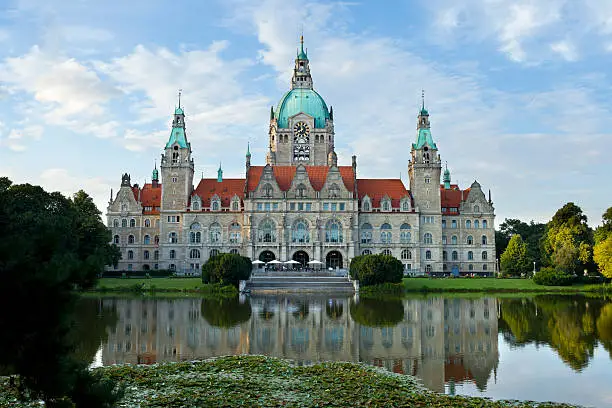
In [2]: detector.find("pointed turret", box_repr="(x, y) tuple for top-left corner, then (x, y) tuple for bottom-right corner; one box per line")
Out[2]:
(217, 163), (223, 182)
(413, 90), (436, 149)
(291, 35), (313, 89)
(443, 162), (451, 189)
(152, 162), (159, 188)
(165, 90), (189, 149)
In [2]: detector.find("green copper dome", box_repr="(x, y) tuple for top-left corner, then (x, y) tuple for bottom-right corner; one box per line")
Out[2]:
(152, 167), (159, 181)
(275, 88), (330, 128)
(413, 128), (437, 150)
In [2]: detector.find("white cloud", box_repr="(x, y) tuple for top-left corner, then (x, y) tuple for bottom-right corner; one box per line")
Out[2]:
(550, 40), (578, 61)
(59, 25), (114, 43)
(1, 125), (44, 151)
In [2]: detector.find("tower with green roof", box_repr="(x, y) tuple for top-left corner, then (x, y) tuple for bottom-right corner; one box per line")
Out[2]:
(266, 35), (336, 166)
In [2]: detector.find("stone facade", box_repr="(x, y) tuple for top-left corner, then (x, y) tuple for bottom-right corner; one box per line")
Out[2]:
(106, 38), (496, 275)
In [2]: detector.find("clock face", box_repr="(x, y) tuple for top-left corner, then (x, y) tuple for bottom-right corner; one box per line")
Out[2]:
(294, 122), (310, 144)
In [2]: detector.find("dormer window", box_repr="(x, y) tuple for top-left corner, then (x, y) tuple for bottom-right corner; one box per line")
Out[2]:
(362, 196), (371, 212)
(328, 184), (340, 199)
(211, 195), (221, 211)
(231, 197), (240, 211)
(401, 198), (411, 212)
(381, 198), (391, 212)
(191, 197), (201, 211)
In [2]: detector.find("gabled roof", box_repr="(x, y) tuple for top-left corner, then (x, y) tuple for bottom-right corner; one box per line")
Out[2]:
(131, 183), (162, 214)
(193, 178), (245, 207)
(357, 179), (409, 207)
(440, 186), (470, 214)
(246, 166), (355, 192)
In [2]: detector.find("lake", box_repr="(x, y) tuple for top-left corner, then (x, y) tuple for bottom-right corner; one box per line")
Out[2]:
(76, 294), (612, 407)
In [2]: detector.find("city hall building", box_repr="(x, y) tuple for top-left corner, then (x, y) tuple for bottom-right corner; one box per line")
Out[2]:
(106, 37), (496, 275)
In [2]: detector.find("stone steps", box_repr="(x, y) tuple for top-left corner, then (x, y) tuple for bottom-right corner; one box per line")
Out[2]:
(246, 276), (355, 292)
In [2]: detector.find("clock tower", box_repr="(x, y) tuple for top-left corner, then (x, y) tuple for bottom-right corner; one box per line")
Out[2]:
(267, 36), (336, 166)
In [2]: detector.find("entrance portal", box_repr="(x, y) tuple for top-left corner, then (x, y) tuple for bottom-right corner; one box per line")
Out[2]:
(259, 250), (276, 263)
(292, 250), (309, 267)
(326, 251), (343, 269)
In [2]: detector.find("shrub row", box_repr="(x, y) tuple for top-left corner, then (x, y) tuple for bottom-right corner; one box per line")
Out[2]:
(532, 267), (574, 286)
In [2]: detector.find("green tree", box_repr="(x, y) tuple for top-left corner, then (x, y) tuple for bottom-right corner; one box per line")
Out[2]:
(201, 253), (251, 287)
(0, 179), (122, 407)
(496, 218), (545, 266)
(594, 237), (612, 278)
(542, 202), (593, 274)
(500, 234), (530, 276)
(595, 207), (612, 244)
(349, 254), (403, 286)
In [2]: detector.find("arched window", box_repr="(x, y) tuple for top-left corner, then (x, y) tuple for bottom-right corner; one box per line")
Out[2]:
(400, 224), (411, 243)
(169, 249), (176, 259)
(483, 264), (488, 271)
(172, 151), (179, 163)
(263, 184), (273, 198)
(467, 235), (473, 245)
(442, 235), (447, 245)
(382, 199), (391, 211)
(130, 218), (136, 228)
(128, 235), (135, 244)
(442, 220), (447, 228)
(143, 235), (151, 245)
(169, 232), (177, 243)
(212, 200), (220, 211)
(258, 220), (276, 243)
(113, 219), (119, 227)
(190, 249), (200, 259)
(121, 219), (127, 228)
(190, 223), (201, 243)
(452, 251), (458, 261)
(362, 249), (372, 255)
(113, 235), (119, 244)
(231, 199), (240, 211)
(127, 250), (134, 259)
(361, 223), (372, 243)
(482, 251), (488, 260)
(192, 200), (200, 211)
(210, 223), (221, 243)
(423, 233), (433, 244)
(466, 220), (471, 229)
(325, 220), (343, 243)
(154, 250), (159, 260)
(451, 235), (457, 245)
(425, 250), (432, 260)
(292, 220), (309, 243)
(154, 235), (159, 245)
(296, 184), (307, 198)
(210, 249), (219, 257)
(144, 219), (151, 228)
(229, 222), (241, 243)
(143, 250), (150, 260)
(468, 251), (473, 260)
(230, 248), (239, 255)
(402, 200), (410, 211)
(469, 264), (474, 271)
(443, 251), (447, 261)
(474, 220), (480, 229)
(380, 223), (392, 244)
(328, 184), (340, 198)
(482, 220), (488, 229)
(381, 249), (392, 256)
(362, 198), (371, 212)
(482, 235), (488, 245)
(401, 249), (412, 260)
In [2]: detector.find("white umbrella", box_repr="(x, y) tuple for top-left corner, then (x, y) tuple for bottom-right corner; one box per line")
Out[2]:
(252, 260), (265, 264)
(266, 260), (282, 264)
(284, 260), (300, 264)
(307, 260), (323, 264)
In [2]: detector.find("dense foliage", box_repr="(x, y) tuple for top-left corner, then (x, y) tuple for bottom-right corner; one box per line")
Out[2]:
(201, 253), (251, 287)
(349, 254), (403, 286)
(532, 267), (574, 286)
(594, 207), (612, 278)
(500, 234), (530, 276)
(0, 178), (122, 407)
(349, 298), (404, 327)
(495, 218), (546, 265)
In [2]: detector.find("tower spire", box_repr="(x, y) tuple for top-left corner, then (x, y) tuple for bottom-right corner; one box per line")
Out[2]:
(292, 35), (312, 89)
(421, 89), (425, 110)
(178, 89), (182, 109)
(217, 162), (223, 182)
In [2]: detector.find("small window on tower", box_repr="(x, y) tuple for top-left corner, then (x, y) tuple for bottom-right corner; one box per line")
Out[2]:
(425, 178), (431, 184)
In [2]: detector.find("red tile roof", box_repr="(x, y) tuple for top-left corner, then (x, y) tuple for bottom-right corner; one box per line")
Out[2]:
(357, 179), (409, 207)
(246, 166), (355, 192)
(193, 178), (245, 207)
(131, 183), (162, 214)
(440, 186), (469, 214)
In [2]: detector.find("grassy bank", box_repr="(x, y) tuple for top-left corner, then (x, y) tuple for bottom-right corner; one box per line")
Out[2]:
(1, 356), (581, 407)
(403, 277), (610, 293)
(92, 278), (239, 296)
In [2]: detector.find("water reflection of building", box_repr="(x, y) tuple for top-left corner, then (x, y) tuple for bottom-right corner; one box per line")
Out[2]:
(101, 296), (498, 392)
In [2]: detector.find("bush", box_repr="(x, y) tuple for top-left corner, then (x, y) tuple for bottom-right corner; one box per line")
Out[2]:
(349, 254), (403, 286)
(202, 253), (251, 287)
(532, 267), (575, 286)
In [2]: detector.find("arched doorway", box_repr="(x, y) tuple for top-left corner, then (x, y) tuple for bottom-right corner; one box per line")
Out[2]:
(259, 250), (276, 263)
(326, 251), (343, 269)
(292, 250), (309, 267)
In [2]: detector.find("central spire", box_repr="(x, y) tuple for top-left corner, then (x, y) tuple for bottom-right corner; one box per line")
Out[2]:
(292, 35), (313, 89)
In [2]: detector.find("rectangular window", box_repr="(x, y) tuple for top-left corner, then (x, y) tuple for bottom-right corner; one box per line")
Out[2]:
(298, 203), (304, 211)
(265, 203), (271, 211)
(331, 203), (337, 211)
(273, 203), (279, 210)
(257, 203), (263, 210)
(442, 236), (447, 245)
(442, 208), (447, 213)
(339, 203), (345, 211)
(425, 178), (431, 184)
(290, 203), (296, 210)
(323, 203), (329, 211)
(406, 264), (411, 270)
(305, 203), (312, 211)
(451, 220), (457, 228)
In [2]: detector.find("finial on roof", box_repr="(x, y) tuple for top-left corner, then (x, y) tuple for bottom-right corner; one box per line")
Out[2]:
(422, 89), (425, 109)
(217, 162), (223, 182)
(297, 34), (308, 59)
(178, 89), (182, 109)
(201, 171), (204, 179)
(246, 142), (251, 157)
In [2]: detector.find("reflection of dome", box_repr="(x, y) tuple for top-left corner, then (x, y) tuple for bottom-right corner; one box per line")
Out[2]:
(275, 88), (330, 128)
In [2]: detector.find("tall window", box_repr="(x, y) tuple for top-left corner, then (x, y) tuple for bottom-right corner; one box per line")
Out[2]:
(482, 220), (488, 229)
(482, 251), (488, 260)
(121, 219), (127, 228)
(400, 224), (411, 243)
(232, 200), (239, 211)
(258, 220), (276, 243)
(425, 265), (432, 273)
(362, 198), (371, 212)
(451, 235), (457, 245)
(482, 235), (488, 245)
(130, 219), (136, 228)
(113, 235), (119, 244)
(263, 184), (273, 198)
(210, 249), (219, 257)
(143, 235), (151, 245)
(401, 249), (412, 260)
(442, 235), (447, 245)
(423, 233), (433, 244)
(113, 219), (119, 227)
(442, 220), (446, 229)
(210, 223), (221, 243)
(127, 250), (134, 259)
(154, 235), (159, 245)
(381, 249), (392, 256)
(325, 220), (343, 243)
(452, 251), (458, 261)
(292, 220), (309, 243)
(381, 199), (391, 211)
(467, 235), (474, 245)
(474, 220), (480, 229)
(328, 184), (340, 198)
(443, 251), (447, 261)
(451, 220), (457, 228)
(361, 223), (373, 243)
(469, 264), (474, 271)
(296, 184), (307, 198)
(169, 249), (176, 259)
(190, 223), (201, 243)
(468, 251), (474, 260)
(190, 249), (201, 259)
(154, 250), (159, 260)
(466, 220), (471, 229)
(212, 200), (220, 211)
(380, 223), (392, 244)
(192, 200), (200, 211)
(425, 250), (432, 260)
(229, 222), (241, 243)
(128, 235), (135, 244)
(402, 201), (410, 211)
(169, 232), (177, 243)
(474, 205), (480, 213)
(143, 250), (150, 260)
(144, 219), (151, 228)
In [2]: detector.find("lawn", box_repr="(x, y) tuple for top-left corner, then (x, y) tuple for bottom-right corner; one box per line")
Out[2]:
(403, 277), (607, 293)
(96, 277), (203, 291)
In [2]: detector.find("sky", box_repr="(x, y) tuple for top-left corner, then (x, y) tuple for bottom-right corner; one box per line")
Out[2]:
(0, 0), (610, 226)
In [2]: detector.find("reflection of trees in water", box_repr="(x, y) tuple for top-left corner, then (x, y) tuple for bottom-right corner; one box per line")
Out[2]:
(350, 298), (404, 327)
(70, 298), (119, 364)
(326, 300), (344, 320)
(200, 297), (252, 328)
(499, 295), (610, 371)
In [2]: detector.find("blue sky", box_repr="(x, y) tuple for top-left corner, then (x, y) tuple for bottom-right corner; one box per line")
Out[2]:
(0, 0), (611, 226)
